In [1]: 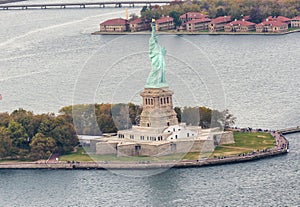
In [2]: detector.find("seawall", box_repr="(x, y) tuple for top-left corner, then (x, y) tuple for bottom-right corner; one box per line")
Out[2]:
(0, 132), (289, 170)
(92, 29), (300, 36)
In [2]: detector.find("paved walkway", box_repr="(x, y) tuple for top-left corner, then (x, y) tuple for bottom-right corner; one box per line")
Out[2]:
(0, 130), (289, 170)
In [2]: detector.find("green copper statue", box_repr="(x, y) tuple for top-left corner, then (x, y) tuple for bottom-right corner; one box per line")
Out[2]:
(145, 20), (168, 88)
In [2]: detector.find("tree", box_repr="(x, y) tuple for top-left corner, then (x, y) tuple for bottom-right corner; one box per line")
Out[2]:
(97, 114), (117, 133)
(216, 6), (226, 17)
(169, 11), (182, 27)
(49, 116), (78, 154)
(37, 114), (58, 136)
(29, 133), (57, 160)
(211, 109), (236, 129)
(129, 13), (139, 21)
(141, 6), (162, 22)
(0, 127), (13, 158)
(221, 109), (236, 129)
(111, 104), (132, 130)
(181, 107), (200, 126)
(8, 120), (29, 150)
(174, 107), (182, 123)
(10, 109), (41, 141)
(0, 113), (10, 128)
(249, 6), (264, 23)
(199, 106), (212, 128)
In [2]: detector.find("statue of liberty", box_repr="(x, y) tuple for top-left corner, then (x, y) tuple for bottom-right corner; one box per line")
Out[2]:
(145, 20), (168, 88)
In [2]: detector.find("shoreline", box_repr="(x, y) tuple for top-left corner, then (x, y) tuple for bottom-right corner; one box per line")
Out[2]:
(0, 132), (290, 170)
(92, 29), (300, 36)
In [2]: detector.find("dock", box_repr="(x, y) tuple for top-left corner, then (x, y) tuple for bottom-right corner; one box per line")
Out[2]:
(278, 126), (300, 135)
(0, 0), (172, 10)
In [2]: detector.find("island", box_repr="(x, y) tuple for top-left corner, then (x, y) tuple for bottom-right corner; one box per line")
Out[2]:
(94, 0), (300, 35)
(0, 19), (294, 170)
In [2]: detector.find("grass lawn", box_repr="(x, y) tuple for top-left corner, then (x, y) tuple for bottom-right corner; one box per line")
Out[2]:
(59, 147), (94, 162)
(211, 132), (275, 157)
(59, 148), (200, 162)
(288, 28), (300, 31)
(59, 132), (276, 162)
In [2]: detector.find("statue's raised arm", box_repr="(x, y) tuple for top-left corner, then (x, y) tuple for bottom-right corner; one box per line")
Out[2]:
(145, 20), (168, 88)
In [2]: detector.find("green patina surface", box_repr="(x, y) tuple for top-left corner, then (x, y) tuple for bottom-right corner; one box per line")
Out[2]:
(145, 22), (168, 88)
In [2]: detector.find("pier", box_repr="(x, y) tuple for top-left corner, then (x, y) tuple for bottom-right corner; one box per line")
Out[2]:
(278, 126), (300, 135)
(0, 0), (172, 10)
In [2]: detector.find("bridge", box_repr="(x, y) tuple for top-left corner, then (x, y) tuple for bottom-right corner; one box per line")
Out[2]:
(278, 126), (300, 135)
(0, 0), (173, 10)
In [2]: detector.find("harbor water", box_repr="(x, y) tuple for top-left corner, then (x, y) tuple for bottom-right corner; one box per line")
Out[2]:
(0, 2), (299, 206)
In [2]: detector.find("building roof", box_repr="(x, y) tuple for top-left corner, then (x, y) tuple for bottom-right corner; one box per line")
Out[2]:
(243, 15), (251, 21)
(211, 16), (231, 24)
(156, 16), (174, 24)
(266, 16), (291, 22)
(180, 12), (208, 19)
(100, 18), (128, 26)
(186, 18), (211, 24)
(130, 18), (143, 24)
(291, 16), (300, 21)
(225, 19), (255, 27)
(257, 20), (287, 27)
(277, 16), (291, 22)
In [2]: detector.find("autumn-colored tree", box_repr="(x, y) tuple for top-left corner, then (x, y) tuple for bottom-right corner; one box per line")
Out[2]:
(29, 133), (57, 160)
(0, 112), (10, 128)
(8, 120), (29, 150)
(10, 108), (41, 140)
(0, 127), (13, 158)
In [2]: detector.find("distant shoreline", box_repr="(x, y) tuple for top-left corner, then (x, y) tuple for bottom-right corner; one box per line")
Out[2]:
(92, 29), (300, 36)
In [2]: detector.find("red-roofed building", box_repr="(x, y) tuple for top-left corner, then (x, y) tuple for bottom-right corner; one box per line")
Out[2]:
(209, 16), (231, 32)
(155, 16), (174, 31)
(256, 20), (288, 33)
(291, 16), (300, 28)
(266, 16), (291, 26)
(186, 18), (211, 32)
(129, 18), (150, 32)
(180, 12), (208, 24)
(100, 18), (129, 32)
(224, 19), (256, 32)
(243, 15), (251, 21)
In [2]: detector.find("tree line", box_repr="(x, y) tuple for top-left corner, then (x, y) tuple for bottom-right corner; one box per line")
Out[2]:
(59, 103), (235, 135)
(0, 109), (78, 161)
(139, 0), (300, 26)
(0, 104), (235, 160)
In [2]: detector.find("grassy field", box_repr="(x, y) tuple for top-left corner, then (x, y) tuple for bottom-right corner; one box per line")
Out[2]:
(59, 147), (200, 162)
(59, 132), (276, 162)
(211, 132), (275, 157)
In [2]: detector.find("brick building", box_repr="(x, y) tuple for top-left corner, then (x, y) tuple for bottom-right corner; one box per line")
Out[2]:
(100, 18), (128, 32)
(256, 20), (288, 33)
(224, 19), (256, 32)
(209, 16), (232, 32)
(186, 18), (211, 32)
(155, 16), (174, 31)
(291, 16), (300, 28)
(129, 18), (150, 32)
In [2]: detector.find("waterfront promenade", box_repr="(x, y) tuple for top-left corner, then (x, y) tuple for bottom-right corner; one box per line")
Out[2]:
(277, 126), (300, 135)
(0, 131), (290, 170)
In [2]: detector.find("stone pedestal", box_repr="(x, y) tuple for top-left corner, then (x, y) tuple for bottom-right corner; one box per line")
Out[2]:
(140, 87), (178, 128)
